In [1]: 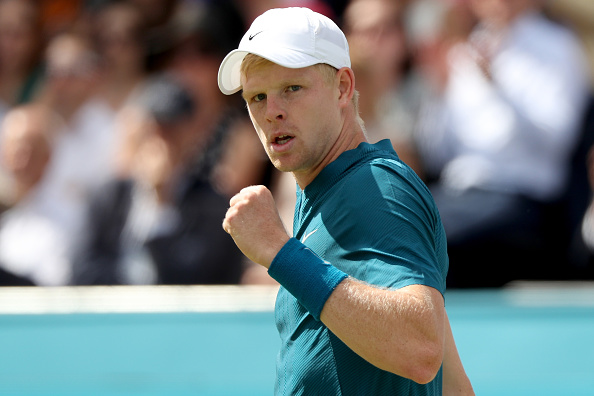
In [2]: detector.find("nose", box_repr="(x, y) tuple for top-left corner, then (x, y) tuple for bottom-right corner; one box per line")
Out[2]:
(265, 96), (286, 122)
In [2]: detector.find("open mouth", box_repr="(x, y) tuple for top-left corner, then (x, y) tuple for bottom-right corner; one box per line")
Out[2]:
(273, 135), (293, 145)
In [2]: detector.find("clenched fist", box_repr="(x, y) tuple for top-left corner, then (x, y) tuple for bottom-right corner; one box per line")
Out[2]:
(223, 185), (290, 268)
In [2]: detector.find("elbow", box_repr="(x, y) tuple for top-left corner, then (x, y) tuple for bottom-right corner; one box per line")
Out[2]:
(411, 362), (442, 385)
(410, 343), (444, 385)
(387, 341), (442, 385)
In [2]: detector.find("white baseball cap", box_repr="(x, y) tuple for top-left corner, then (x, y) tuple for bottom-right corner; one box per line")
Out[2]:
(217, 7), (351, 95)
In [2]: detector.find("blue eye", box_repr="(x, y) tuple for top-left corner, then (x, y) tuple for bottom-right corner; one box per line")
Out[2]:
(288, 85), (301, 92)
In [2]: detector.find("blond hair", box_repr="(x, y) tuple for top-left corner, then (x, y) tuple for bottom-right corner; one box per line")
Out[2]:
(240, 54), (365, 129)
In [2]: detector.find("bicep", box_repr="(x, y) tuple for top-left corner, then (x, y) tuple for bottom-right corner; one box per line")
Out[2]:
(320, 280), (445, 381)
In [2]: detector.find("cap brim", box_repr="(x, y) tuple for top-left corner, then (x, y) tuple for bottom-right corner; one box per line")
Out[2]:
(218, 50), (249, 95)
(217, 48), (324, 96)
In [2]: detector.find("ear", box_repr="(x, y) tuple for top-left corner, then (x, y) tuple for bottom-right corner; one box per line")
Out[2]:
(336, 67), (355, 108)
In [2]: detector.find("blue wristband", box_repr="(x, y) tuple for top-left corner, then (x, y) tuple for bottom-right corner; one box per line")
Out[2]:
(268, 238), (348, 320)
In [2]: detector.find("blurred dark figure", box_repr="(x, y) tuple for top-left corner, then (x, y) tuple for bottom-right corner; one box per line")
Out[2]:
(414, 0), (591, 287)
(234, 0), (336, 25)
(574, 104), (594, 278)
(0, 0), (45, 115)
(126, 0), (181, 72)
(546, 0), (594, 279)
(168, 1), (289, 285)
(71, 74), (244, 285)
(38, 0), (83, 37)
(128, 0), (177, 30)
(0, 0), (46, 204)
(0, 104), (68, 286)
(167, 0), (274, 199)
(36, 31), (120, 265)
(343, 0), (423, 175)
(91, 1), (149, 114)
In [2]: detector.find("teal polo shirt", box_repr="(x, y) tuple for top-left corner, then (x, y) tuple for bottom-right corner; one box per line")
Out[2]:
(272, 140), (448, 395)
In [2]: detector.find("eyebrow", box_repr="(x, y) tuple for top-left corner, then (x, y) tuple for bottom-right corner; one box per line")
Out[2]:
(241, 68), (315, 103)
(242, 78), (305, 99)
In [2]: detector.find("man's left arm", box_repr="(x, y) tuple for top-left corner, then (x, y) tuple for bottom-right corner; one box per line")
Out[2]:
(320, 278), (445, 384)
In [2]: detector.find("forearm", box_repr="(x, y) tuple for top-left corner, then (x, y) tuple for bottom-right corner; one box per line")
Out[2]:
(443, 312), (475, 395)
(267, 237), (445, 382)
(320, 279), (445, 384)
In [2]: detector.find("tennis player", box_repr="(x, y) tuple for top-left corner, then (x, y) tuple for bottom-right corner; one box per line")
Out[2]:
(219, 7), (473, 395)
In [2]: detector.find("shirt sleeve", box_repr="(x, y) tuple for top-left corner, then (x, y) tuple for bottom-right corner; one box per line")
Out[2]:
(314, 160), (448, 295)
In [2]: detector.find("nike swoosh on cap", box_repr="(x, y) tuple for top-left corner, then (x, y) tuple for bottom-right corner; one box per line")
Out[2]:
(249, 31), (263, 40)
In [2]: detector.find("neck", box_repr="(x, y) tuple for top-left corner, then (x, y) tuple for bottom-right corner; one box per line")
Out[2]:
(294, 116), (367, 189)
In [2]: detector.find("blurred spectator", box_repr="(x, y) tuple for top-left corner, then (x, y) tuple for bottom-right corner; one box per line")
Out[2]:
(578, 140), (594, 279)
(71, 74), (244, 285)
(234, 0), (336, 25)
(166, 1), (280, 285)
(38, 0), (83, 37)
(0, 0), (45, 116)
(0, 104), (69, 286)
(0, 0), (46, 205)
(414, 0), (591, 287)
(91, 1), (149, 115)
(546, 0), (594, 278)
(167, 0), (273, 198)
(405, 0), (476, 104)
(127, 0), (180, 72)
(128, 0), (177, 30)
(545, 0), (594, 89)
(35, 31), (120, 265)
(343, 0), (423, 175)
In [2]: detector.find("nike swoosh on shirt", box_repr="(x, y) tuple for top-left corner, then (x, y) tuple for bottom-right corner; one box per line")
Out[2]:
(301, 229), (319, 243)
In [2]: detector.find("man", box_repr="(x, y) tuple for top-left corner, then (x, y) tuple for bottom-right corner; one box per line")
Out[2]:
(218, 7), (473, 395)
(0, 104), (69, 286)
(72, 74), (244, 285)
(414, 0), (590, 286)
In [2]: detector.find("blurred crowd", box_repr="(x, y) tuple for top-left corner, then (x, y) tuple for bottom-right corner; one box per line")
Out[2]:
(0, 0), (592, 288)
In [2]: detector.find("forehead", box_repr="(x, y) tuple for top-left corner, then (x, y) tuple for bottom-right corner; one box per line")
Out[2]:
(241, 63), (321, 96)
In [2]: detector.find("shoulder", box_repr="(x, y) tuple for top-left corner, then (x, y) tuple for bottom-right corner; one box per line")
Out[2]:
(308, 140), (440, 231)
(321, 153), (440, 248)
(325, 154), (447, 292)
(346, 151), (435, 215)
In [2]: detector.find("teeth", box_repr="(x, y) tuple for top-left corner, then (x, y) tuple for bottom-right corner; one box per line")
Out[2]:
(275, 135), (292, 144)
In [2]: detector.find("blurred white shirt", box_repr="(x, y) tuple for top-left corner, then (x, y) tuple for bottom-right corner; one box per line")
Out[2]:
(0, 98), (119, 285)
(0, 184), (70, 286)
(41, 98), (118, 248)
(417, 11), (590, 201)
